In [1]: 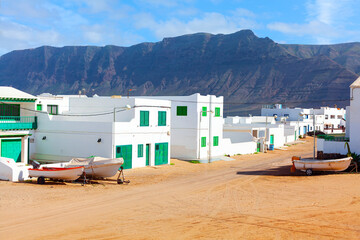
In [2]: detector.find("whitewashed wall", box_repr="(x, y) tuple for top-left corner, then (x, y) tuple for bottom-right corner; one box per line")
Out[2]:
(143, 94), (224, 160)
(349, 87), (360, 154)
(31, 96), (171, 168)
(317, 138), (348, 155)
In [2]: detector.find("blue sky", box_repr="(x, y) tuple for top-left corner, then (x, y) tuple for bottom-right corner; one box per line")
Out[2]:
(1, 0), (360, 55)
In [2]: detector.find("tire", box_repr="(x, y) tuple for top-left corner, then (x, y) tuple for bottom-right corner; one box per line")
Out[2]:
(117, 179), (123, 184)
(37, 176), (45, 184)
(305, 169), (313, 176)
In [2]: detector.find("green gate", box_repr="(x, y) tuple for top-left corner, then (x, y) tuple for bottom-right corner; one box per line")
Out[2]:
(155, 142), (168, 165)
(146, 144), (150, 166)
(116, 145), (132, 169)
(1, 139), (22, 162)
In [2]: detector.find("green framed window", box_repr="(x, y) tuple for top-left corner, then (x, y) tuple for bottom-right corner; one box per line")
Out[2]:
(37, 104), (42, 111)
(138, 144), (144, 157)
(158, 111), (166, 126)
(201, 137), (206, 147)
(176, 106), (187, 116)
(202, 106), (207, 116)
(213, 136), (219, 146)
(140, 111), (149, 126)
(47, 105), (58, 115)
(0, 104), (20, 116)
(215, 107), (220, 117)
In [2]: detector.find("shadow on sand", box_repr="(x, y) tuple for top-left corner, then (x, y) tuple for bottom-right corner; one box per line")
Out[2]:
(236, 165), (340, 177)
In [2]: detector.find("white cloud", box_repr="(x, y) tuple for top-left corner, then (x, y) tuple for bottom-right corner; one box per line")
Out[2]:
(267, 0), (357, 44)
(134, 9), (259, 39)
(0, 17), (62, 54)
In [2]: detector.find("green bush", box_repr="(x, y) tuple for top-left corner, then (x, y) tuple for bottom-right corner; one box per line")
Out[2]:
(189, 160), (201, 164)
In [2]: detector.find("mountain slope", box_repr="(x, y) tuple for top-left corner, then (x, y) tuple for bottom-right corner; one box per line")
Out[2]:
(0, 30), (358, 115)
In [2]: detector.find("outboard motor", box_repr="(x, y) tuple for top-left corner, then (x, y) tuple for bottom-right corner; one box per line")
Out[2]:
(31, 160), (41, 169)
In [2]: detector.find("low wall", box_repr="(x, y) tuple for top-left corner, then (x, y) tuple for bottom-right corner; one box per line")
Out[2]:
(222, 138), (257, 156)
(318, 139), (348, 155)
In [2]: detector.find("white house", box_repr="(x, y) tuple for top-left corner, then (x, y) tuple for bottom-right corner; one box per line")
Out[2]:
(314, 107), (346, 134)
(318, 76), (360, 156)
(141, 93), (257, 161)
(0, 87), (37, 165)
(261, 104), (342, 135)
(30, 94), (171, 169)
(224, 116), (288, 151)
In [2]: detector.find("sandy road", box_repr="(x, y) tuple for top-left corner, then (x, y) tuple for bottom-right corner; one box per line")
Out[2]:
(1, 137), (360, 239)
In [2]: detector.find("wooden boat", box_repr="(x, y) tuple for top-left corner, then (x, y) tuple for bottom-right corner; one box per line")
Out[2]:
(28, 166), (84, 184)
(291, 156), (352, 176)
(66, 157), (124, 178)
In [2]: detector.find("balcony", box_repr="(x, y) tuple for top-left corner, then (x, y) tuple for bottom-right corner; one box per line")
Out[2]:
(0, 116), (37, 130)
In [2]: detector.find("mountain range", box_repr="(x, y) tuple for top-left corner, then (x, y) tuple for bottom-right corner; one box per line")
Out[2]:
(0, 30), (359, 115)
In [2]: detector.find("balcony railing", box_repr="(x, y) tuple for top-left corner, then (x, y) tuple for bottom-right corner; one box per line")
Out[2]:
(0, 116), (37, 130)
(317, 134), (349, 142)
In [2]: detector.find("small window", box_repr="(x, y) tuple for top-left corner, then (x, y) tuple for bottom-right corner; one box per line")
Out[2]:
(47, 105), (58, 115)
(201, 137), (206, 147)
(37, 104), (42, 111)
(215, 107), (220, 117)
(138, 144), (143, 157)
(325, 115), (329, 119)
(116, 147), (121, 154)
(213, 136), (219, 146)
(158, 111), (166, 126)
(140, 111), (149, 126)
(176, 106), (187, 116)
(202, 107), (207, 117)
(330, 115), (335, 119)
(337, 115), (342, 119)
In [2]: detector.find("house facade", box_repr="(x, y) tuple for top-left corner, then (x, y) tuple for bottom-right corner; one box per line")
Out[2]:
(30, 94), (171, 169)
(0, 87), (37, 165)
(261, 105), (341, 135)
(141, 94), (227, 161)
(224, 116), (290, 151)
(318, 77), (360, 155)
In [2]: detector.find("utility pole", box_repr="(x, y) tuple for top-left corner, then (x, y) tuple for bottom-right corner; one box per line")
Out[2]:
(313, 110), (316, 160)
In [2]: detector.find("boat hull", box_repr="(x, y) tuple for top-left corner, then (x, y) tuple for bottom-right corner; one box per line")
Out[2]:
(66, 157), (124, 178)
(83, 162), (122, 178)
(293, 157), (352, 172)
(28, 167), (84, 181)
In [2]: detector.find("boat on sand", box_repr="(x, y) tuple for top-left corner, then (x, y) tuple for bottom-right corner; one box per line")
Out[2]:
(65, 157), (124, 178)
(28, 166), (84, 184)
(291, 156), (352, 176)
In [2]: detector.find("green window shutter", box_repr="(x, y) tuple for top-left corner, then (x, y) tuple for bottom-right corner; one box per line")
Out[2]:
(47, 105), (58, 115)
(138, 144), (143, 157)
(215, 107), (220, 117)
(37, 104), (42, 111)
(158, 111), (166, 126)
(213, 136), (219, 146)
(176, 106), (187, 116)
(202, 107), (207, 116)
(140, 111), (149, 126)
(201, 137), (206, 147)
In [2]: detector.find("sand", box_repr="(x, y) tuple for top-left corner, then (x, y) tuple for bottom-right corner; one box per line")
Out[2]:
(1, 137), (360, 240)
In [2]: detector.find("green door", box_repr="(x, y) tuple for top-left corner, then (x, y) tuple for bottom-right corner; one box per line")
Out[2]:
(155, 143), (168, 165)
(257, 142), (260, 152)
(116, 145), (132, 169)
(270, 135), (274, 144)
(146, 144), (150, 166)
(1, 139), (22, 162)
